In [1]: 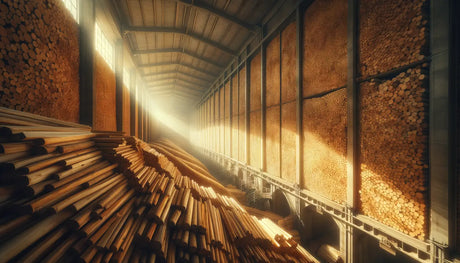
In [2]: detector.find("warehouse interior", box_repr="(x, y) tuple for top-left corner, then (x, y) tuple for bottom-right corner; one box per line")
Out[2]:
(0, 0), (459, 262)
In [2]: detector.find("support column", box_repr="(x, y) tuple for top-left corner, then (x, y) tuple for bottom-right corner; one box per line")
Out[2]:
(115, 40), (124, 132)
(429, 0), (455, 261)
(79, 0), (95, 126)
(261, 40), (267, 172)
(245, 58), (250, 165)
(295, 7), (304, 215)
(345, 0), (359, 261)
(130, 71), (137, 136)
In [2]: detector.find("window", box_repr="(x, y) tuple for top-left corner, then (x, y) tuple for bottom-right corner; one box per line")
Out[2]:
(123, 68), (130, 90)
(61, 0), (79, 22)
(95, 23), (114, 70)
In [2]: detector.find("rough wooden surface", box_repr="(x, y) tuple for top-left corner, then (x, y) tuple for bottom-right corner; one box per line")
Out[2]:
(0, 0), (79, 122)
(303, 0), (347, 97)
(266, 106), (280, 177)
(302, 89), (347, 203)
(238, 114), (246, 163)
(281, 102), (296, 183)
(232, 75), (238, 116)
(359, 0), (429, 77)
(122, 85), (130, 135)
(250, 53), (261, 112)
(232, 117), (238, 158)
(238, 67), (246, 114)
(281, 22), (297, 103)
(224, 117), (230, 156)
(266, 35), (281, 108)
(94, 53), (116, 131)
(249, 111), (261, 169)
(224, 82), (230, 119)
(359, 67), (429, 240)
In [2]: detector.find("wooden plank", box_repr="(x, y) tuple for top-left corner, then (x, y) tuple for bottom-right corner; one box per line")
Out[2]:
(281, 22), (297, 103)
(266, 106), (280, 178)
(281, 101), (296, 183)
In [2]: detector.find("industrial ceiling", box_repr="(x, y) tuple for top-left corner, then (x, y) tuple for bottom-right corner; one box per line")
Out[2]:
(109, 0), (279, 112)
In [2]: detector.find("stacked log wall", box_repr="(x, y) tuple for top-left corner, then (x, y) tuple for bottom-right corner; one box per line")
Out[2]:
(358, 0), (430, 240)
(0, 0), (79, 122)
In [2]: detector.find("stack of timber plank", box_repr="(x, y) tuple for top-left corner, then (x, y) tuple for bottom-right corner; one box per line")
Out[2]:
(0, 107), (318, 262)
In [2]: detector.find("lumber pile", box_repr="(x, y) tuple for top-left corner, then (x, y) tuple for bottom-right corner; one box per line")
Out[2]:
(0, 0), (79, 121)
(359, 66), (429, 240)
(303, 89), (347, 203)
(0, 108), (318, 262)
(359, 0), (429, 77)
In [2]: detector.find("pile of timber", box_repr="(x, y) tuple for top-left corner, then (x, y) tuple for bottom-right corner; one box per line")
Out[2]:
(0, 108), (318, 262)
(360, 67), (429, 240)
(0, 0), (80, 121)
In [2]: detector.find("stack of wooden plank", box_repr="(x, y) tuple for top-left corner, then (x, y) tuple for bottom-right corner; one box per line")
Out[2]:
(0, 108), (318, 262)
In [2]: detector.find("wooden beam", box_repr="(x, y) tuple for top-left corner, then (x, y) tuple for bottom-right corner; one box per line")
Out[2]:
(173, 0), (260, 33)
(123, 26), (236, 56)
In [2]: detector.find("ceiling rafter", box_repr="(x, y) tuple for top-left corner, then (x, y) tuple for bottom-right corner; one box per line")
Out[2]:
(172, 0), (260, 33)
(123, 26), (237, 56)
(138, 62), (217, 77)
(145, 76), (206, 88)
(143, 70), (212, 83)
(132, 48), (224, 69)
(147, 83), (204, 93)
(149, 87), (202, 97)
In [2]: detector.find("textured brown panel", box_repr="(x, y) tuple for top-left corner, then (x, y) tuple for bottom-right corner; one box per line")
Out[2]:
(302, 89), (347, 203)
(0, 0), (79, 122)
(122, 86), (130, 135)
(94, 53), (117, 131)
(223, 117), (229, 156)
(281, 22), (297, 103)
(303, 0), (347, 97)
(239, 67), (246, 114)
(281, 102), (296, 183)
(359, 67), (428, 240)
(249, 110), (261, 168)
(220, 88), (225, 154)
(232, 116), (238, 158)
(232, 75), (238, 116)
(238, 114), (246, 162)
(359, 0), (429, 77)
(266, 35), (281, 108)
(225, 82), (230, 118)
(250, 53), (261, 111)
(266, 106), (280, 177)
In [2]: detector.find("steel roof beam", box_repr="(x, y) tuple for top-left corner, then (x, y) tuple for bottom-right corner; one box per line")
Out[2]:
(132, 48), (224, 69)
(147, 84), (204, 93)
(139, 62), (217, 77)
(123, 26), (236, 56)
(173, 0), (260, 33)
(145, 76), (207, 88)
(143, 70), (212, 83)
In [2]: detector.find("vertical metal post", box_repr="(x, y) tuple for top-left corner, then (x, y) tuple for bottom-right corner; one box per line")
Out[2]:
(346, 0), (359, 261)
(245, 58), (251, 165)
(79, 0), (95, 126)
(138, 86), (143, 138)
(129, 70), (136, 136)
(115, 40), (124, 132)
(261, 38), (267, 172)
(229, 65), (233, 158)
(430, 0), (455, 260)
(295, 7), (304, 214)
(279, 30), (283, 180)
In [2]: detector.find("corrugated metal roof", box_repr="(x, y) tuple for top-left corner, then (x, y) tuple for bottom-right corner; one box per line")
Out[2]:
(110, 0), (277, 111)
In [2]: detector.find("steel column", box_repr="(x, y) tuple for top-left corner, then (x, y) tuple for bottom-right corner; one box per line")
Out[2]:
(79, 0), (95, 126)
(429, 0), (455, 261)
(115, 40), (124, 132)
(261, 39), (267, 172)
(295, 7), (304, 215)
(129, 70), (137, 136)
